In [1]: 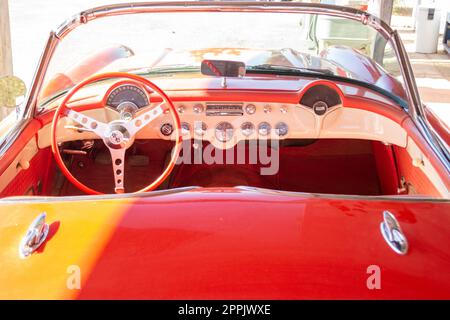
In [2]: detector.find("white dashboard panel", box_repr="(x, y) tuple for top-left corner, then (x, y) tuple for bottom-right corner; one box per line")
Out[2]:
(38, 102), (407, 149)
(319, 107), (407, 147)
(150, 102), (316, 149)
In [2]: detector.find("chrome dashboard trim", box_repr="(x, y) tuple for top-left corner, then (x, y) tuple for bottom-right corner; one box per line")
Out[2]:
(206, 103), (244, 116)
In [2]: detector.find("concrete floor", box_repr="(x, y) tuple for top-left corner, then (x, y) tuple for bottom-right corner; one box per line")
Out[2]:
(399, 29), (450, 125)
(6, 1), (450, 125)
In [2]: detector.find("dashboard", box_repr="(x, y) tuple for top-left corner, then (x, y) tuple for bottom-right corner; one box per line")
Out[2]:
(37, 80), (409, 149)
(103, 82), (338, 148)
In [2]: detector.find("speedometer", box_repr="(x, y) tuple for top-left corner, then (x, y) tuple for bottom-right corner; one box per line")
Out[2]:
(106, 84), (149, 108)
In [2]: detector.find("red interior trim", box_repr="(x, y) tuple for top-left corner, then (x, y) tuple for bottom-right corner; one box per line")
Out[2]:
(394, 145), (441, 197)
(0, 119), (41, 176)
(371, 141), (399, 195)
(0, 148), (52, 197)
(402, 118), (450, 191)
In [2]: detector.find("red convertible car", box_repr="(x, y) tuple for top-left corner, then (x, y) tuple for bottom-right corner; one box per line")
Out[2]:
(0, 1), (449, 299)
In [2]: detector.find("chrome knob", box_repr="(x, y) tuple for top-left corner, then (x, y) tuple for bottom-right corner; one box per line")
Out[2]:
(181, 122), (190, 136)
(177, 105), (186, 114)
(263, 105), (272, 114)
(194, 121), (207, 136)
(245, 104), (256, 115)
(193, 104), (204, 114)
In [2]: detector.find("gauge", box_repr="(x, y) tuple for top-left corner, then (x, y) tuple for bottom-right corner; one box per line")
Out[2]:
(181, 122), (190, 135)
(215, 122), (234, 142)
(275, 122), (288, 136)
(300, 85), (341, 109)
(258, 122), (271, 136)
(117, 101), (138, 120)
(263, 105), (272, 113)
(106, 84), (149, 108)
(194, 121), (207, 136)
(241, 122), (255, 137)
(245, 104), (256, 115)
(160, 123), (173, 136)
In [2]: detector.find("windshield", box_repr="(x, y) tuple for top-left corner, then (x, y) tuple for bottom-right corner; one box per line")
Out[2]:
(37, 11), (405, 108)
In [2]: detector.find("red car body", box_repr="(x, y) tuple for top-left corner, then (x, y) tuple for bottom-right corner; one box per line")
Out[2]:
(0, 2), (448, 300)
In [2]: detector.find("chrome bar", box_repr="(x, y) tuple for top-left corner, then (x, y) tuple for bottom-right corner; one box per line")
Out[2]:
(22, 31), (59, 119)
(57, 3), (392, 39)
(391, 30), (421, 120)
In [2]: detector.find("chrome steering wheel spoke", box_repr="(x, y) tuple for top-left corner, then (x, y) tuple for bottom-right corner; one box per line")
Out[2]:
(66, 109), (108, 137)
(108, 147), (126, 194)
(126, 102), (164, 136)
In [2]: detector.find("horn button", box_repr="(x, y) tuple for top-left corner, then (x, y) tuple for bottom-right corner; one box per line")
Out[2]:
(103, 121), (134, 149)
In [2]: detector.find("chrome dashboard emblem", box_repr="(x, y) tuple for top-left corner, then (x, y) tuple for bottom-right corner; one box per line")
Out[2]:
(312, 100), (328, 116)
(380, 211), (408, 255)
(109, 130), (124, 145)
(19, 213), (49, 258)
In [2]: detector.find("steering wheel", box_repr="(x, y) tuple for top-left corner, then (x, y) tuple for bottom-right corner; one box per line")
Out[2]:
(51, 72), (182, 195)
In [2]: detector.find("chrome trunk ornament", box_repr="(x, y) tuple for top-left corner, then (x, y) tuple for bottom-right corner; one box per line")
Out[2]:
(380, 211), (408, 255)
(19, 213), (49, 258)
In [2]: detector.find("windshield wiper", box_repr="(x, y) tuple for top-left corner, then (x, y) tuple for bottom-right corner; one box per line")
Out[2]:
(247, 64), (407, 110)
(247, 64), (335, 76)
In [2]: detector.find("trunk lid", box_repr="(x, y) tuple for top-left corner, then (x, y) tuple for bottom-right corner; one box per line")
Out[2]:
(0, 187), (449, 299)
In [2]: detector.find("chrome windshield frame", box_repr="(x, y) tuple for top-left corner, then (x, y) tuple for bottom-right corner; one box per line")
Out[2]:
(24, 2), (416, 118)
(3, 1), (448, 172)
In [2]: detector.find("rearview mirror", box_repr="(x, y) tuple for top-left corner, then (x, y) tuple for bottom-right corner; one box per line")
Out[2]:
(0, 76), (27, 108)
(201, 60), (246, 77)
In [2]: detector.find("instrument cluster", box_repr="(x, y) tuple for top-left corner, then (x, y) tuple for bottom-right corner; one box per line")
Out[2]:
(101, 82), (344, 148)
(103, 83), (294, 145)
(158, 102), (291, 144)
(106, 84), (150, 120)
